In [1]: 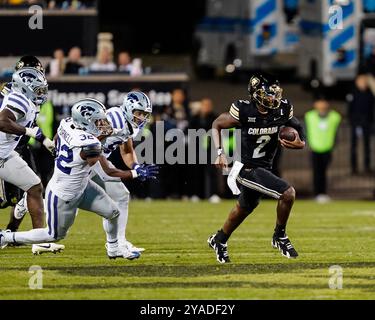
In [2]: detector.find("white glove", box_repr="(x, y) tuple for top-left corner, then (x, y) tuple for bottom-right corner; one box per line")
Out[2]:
(42, 137), (55, 154)
(25, 127), (44, 141)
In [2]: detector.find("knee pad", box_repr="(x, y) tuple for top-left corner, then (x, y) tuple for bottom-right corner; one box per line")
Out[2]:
(238, 198), (260, 214)
(110, 209), (120, 220)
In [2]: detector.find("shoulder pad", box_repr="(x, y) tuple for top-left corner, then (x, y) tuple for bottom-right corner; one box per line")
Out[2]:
(107, 107), (126, 130)
(59, 118), (101, 147)
(81, 143), (102, 158)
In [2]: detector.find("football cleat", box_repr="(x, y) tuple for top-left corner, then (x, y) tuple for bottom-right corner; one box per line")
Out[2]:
(32, 243), (65, 255)
(106, 243), (140, 260)
(0, 229), (10, 249)
(271, 235), (298, 259)
(14, 196), (28, 220)
(207, 234), (230, 264)
(124, 240), (145, 253)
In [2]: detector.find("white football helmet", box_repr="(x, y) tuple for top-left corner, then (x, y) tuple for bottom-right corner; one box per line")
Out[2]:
(121, 91), (152, 129)
(11, 67), (48, 106)
(71, 98), (112, 137)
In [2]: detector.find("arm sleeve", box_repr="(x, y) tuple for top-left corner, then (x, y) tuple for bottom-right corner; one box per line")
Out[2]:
(3, 93), (29, 120)
(228, 101), (240, 121)
(81, 143), (102, 158)
(285, 116), (306, 142)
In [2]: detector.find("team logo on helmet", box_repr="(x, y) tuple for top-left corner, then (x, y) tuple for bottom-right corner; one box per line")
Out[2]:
(128, 93), (139, 102)
(19, 71), (37, 85)
(251, 77), (260, 87)
(80, 105), (96, 117)
(16, 61), (24, 70)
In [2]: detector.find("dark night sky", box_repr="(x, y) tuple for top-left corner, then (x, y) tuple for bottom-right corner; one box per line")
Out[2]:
(98, 0), (206, 54)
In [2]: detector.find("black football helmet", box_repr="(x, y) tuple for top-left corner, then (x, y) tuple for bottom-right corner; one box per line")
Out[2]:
(248, 72), (283, 109)
(14, 55), (45, 74)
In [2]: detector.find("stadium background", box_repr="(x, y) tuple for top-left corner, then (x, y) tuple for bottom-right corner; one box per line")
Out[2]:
(1, 0), (374, 201)
(1, 0), (375, 302)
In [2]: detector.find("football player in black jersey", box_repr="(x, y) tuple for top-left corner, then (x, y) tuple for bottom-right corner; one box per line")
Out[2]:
(208, 72), (305, 263)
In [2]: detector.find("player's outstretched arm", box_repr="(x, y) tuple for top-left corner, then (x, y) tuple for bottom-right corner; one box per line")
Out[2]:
(0, 108), (55, 154)
(119, 139), (138, 169)
(212, 112), (241, 170)
(98, 155), (134, 180)
(0, 108), (28, 135)
(280, 116), (306, 149)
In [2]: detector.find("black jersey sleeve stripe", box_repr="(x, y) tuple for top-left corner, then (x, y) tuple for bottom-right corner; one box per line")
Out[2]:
(231, 103), (239, 111)
(229, 109), (240, 120)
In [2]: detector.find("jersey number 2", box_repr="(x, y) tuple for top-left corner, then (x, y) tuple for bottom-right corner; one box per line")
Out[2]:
(56, 137), (73, 174)
(252, 135), (271, 159)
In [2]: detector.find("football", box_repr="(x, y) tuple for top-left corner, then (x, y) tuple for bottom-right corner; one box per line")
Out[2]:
(279, 126), (298, 141)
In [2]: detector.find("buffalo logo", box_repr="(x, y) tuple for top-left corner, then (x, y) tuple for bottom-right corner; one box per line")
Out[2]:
(251, 77), (260, 87)
(80, 105), (96, 118)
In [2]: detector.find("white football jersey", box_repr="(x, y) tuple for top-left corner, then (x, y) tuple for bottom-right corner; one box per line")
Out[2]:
(102, 106), (139, 158)
(48, 117), (101, 201)
(0, 90), (39, 158)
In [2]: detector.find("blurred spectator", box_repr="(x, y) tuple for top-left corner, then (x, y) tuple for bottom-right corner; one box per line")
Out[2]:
(64, 46), (84, 74)
(118, 51), (144, 76)
(159, 89), (190, 199)
(29, 100), (55, 187)
(45, 48), (65, 77)
(165, 89), (190, 129)
(90, 47), (116, 72)
(189, 98), (220, 201)
(365, 47), (375, 76)
(305, 98), (341, 203)
(118, 51), (133, 73)
(347, 74), (375, 174)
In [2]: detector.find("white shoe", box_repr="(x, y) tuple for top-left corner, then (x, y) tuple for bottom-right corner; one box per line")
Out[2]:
(209, 194), (221, 204)
(0, 229), (10, 249)
(124, 240), (145, 252)
(190, 195), (200, 202)
(32, 243), (65, 255)
(106, 242), (140, 260)
(14, 196), (28, 219)
(315, 194), (331, 204)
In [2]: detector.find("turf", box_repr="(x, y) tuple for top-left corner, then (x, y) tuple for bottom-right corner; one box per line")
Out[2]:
(1, 200), (375, 300)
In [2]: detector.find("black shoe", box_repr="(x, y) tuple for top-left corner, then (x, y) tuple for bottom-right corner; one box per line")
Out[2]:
(271, 234), (298, 259)
(207, 234), (230, 264)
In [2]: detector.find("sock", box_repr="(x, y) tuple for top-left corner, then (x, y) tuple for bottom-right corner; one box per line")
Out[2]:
(274, 224), (286, 238)
(116, 197), (129, 247)
(102, 216), (119, 244)
(216, 229), (229, 243)
(4, 228), (52, 244)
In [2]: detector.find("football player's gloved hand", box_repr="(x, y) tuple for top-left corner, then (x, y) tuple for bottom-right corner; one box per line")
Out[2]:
(42, 137), (56, 155)
(25, 127), (55, 154)
(132, 164), (159, 182)
(25, 126), (45, 142)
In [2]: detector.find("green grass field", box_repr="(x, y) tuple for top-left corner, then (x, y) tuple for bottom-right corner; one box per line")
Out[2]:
(1, 200), (375, 300)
